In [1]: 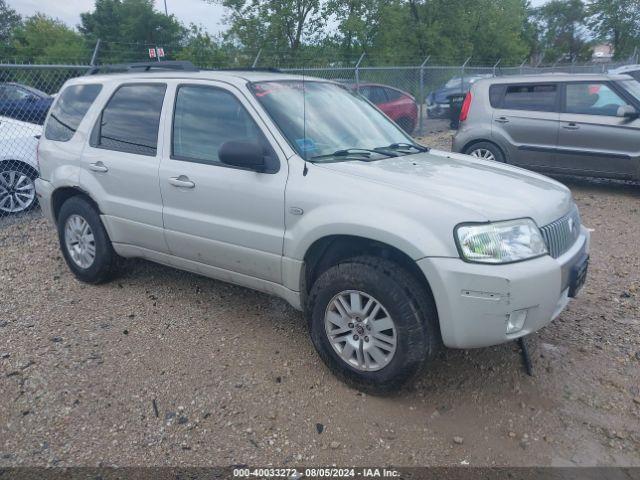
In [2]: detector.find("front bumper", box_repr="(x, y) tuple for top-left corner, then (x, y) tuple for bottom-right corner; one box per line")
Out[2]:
(418, 226), (590, 349)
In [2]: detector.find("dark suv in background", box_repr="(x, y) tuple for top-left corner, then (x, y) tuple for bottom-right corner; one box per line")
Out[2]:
(453, 74), (640, 180)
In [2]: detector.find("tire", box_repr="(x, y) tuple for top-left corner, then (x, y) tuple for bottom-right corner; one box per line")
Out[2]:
(57, 195), (120, 284)
(465, 141), (505, 163)
(397, 117), (415, 134)
(0, 161), (39, 215)
(306, 256), (439, 394)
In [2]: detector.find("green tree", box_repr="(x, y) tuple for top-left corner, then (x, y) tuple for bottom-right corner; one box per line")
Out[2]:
(588, 0), (640, 60)
(12, 14), (88, 63)
(175, 24), (235, 67)
(0, 0), (22, 58)
(208, 0), (324, 52)
(533, 0), (592, 63)
(80, 0), (186, 62)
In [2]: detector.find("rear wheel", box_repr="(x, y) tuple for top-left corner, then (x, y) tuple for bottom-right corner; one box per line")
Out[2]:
(57, 195), (121, 284)
(307, 256), (439, 394)
(0, 162), (38, 215)
(465, 141), (505, 163)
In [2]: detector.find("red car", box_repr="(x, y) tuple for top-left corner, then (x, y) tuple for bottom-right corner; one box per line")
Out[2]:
(348, 83), (418, 134)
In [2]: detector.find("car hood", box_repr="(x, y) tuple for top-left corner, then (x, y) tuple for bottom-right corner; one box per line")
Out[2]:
(316, 149), (573, 227)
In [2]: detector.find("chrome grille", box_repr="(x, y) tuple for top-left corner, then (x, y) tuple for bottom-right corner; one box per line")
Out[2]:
(540, 206), (581, 259)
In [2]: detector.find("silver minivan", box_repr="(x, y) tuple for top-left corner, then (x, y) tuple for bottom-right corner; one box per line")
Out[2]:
(453, 74), (640, 180)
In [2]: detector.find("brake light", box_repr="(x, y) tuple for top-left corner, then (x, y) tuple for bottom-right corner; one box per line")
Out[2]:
(460, 92), (473, 122)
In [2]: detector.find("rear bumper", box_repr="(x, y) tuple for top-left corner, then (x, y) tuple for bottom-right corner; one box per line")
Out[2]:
(418, 227), (590, 349)
(34, 178), (55, 222)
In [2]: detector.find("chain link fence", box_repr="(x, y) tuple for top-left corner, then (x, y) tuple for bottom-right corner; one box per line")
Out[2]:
(0, 56), (637, 225)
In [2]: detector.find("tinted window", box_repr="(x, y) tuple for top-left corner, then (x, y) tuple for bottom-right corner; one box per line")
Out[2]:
(565, 82), (628, 116)
(96, 84), (166, 156)
(501, 84), (558, 112)
(0, 85), (31, 101)
(172, 86), (263, 165)
(489, 85), (505, 108)
(45, 84), (102, 142)
(384, 88), (403, 101)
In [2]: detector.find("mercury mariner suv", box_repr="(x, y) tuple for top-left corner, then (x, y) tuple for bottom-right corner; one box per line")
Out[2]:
(35, 62), (590, 393)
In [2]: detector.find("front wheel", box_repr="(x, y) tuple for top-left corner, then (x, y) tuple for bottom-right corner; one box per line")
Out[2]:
(306, 256), (439, 394)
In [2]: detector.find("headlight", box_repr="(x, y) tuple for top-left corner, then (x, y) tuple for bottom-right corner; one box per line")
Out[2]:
(455, 219), (547, 264)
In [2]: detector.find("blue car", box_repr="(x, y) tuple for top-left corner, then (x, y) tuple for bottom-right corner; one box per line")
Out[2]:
(426, 75), (492, 119)
(0, 83), (53, 125)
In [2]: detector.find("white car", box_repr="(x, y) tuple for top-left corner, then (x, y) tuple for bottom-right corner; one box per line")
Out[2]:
(0, 116), (41, 214)
(608, 64), (640, 81)
(35, 63), (589, 393)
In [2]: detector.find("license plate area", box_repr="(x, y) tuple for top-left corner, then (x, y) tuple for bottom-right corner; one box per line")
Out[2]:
(569, 254), (589, 298)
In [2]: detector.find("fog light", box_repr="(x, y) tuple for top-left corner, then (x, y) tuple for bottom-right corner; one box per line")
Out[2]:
(506, 309), (527, 334)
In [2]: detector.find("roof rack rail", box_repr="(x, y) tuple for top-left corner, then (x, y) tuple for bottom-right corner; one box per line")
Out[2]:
(206, 67), (282, 73)
(86, 61), (199, 75)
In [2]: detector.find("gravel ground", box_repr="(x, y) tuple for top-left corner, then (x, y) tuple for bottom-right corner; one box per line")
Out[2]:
(1, 131), (639, 467)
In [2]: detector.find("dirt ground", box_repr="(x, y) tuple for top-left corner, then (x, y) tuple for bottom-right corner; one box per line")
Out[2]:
(1, 130), (639, 468)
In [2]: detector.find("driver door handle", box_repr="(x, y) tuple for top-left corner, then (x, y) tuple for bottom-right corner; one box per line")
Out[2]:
(88, 161), (108, 173)
(495, 116), (509, 124)
(168, 175), (195, 189)
(563, 123), (580, 130)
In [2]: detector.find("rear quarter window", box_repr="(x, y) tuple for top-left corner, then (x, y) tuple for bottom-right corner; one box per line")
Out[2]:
(44, 84), (102, 142)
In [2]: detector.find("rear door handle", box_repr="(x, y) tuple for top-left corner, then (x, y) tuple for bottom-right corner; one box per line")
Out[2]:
(495, 117), (509, 124)
(168, 175), (195, 189)
(88, 161), (108, 173)
(563, 123), (580, 130)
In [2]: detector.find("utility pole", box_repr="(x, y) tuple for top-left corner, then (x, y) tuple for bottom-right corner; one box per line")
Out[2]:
(163, 0), (168, 15)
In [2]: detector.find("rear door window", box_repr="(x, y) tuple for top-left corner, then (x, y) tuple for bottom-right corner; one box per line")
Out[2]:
(500, 84), (558, 112)
(384, 88), (403, 101)
(93, 83), (166, 156)
(45, 84), (102, 142)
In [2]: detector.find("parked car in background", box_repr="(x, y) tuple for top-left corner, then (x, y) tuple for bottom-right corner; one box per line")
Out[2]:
(36, 63), (589, 392)
(344, 82), (418, 133)
(0, 116), (41, 214)
(426, 74), (492, 119)
(453, 73), (640, 181)
(608, 64), (640, 81)
(0, 82), (54, 125)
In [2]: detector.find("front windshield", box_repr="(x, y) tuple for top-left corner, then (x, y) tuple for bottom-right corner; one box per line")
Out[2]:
(619, 79), (640, 103)
(249, 81), (413, 161)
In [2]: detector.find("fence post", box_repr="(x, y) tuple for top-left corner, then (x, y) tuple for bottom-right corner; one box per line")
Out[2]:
(461, 56), (471, 93)
(492, 58), (501, 77)
(90, 39), (101, 66)
(354, 52), (365, 92)
(418, 55), (431, 134)
(252, 49), (262, 68)
(519, 58), (528, 75)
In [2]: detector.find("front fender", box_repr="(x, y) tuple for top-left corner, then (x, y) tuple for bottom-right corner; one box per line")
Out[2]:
(284, 203), (455, 262)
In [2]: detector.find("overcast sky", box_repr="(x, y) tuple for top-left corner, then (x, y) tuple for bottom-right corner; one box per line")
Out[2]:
(9, 0), (549, 36)
(9, 0), (227, 34)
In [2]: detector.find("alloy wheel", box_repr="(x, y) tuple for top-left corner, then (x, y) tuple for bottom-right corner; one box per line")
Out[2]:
(324, 290), (397, 372)
(64, 214), (96, 269)
(469, 148), (496, 161)
(0, 170), (36, 213)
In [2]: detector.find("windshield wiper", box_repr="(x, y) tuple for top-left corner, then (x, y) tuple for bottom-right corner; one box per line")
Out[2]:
(383, 142), (430, 153)
(311, 148), (399, 161)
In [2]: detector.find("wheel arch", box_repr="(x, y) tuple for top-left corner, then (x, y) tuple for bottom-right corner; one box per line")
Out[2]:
(0, 159), (39, 179)
(302, 234), (443, 346)
(51, 186), (102, 223)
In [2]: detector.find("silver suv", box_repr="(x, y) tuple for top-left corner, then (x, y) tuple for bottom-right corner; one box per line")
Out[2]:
(453, 74), (640, 181)
(36, 63), (589, 393)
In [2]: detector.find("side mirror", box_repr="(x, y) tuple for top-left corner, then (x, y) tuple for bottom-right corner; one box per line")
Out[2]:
(617, 105), (639, 120)
(219, 141), (266, 172)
